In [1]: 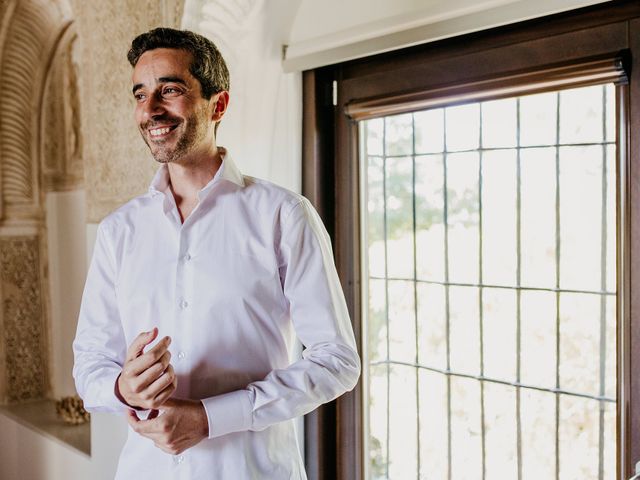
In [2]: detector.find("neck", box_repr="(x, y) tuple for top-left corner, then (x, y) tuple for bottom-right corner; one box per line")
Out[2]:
(167, 147), (223, 222)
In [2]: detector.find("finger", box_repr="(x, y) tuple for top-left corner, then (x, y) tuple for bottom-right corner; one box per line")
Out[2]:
(126, 328), (159, 361)
(151, 379), (177, 407)
(125, 336), (171, 377)
(126, 409), (141, 428)
(144, 365), (176, 406)
(132, 364), (176, 409)
(134, 351), (172, 388)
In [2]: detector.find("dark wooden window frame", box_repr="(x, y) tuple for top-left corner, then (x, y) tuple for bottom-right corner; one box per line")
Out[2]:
(302, 1), (640, 479)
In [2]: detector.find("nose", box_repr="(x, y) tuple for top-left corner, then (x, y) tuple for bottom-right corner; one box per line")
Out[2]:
(140, 91), (166, 119)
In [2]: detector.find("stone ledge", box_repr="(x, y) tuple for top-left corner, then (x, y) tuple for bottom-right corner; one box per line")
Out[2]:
(0, 399), (90, 457)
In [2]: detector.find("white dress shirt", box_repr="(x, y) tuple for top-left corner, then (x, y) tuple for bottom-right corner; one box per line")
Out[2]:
(72, 149), (361, 480)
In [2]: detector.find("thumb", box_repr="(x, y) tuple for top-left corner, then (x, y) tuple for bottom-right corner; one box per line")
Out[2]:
(127, 327), (158, 360)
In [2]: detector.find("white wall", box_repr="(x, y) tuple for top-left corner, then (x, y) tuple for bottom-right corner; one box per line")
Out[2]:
(284, 0), (613, 70)
(46, 190), (88, 398)
(183, 0), (303, 193)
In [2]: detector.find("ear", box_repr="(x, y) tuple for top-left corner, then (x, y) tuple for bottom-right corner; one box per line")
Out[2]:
(211, 91), (229, 122)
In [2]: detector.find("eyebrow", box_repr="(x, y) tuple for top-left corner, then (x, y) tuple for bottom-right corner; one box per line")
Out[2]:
(132, 76), (188, 95)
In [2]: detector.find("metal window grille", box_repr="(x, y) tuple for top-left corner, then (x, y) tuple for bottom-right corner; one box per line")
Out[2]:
(361, 83), (617, 480)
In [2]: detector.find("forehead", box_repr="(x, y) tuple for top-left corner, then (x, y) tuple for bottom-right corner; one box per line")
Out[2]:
(132, 48), (195, 84)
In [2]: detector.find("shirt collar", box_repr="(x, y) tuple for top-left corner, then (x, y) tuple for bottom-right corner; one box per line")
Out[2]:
(148, 146), (245, 196)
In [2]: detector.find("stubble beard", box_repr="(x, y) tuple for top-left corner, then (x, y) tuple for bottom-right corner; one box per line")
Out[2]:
(142, 108), (210, 165)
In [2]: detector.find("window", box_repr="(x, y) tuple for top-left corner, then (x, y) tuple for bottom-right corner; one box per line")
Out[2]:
(360, 84), (617, 479)
(302, 3), (640, 479)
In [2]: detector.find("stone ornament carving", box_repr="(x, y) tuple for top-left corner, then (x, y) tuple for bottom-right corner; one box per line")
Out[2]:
(0, 236), (47, 403)
(42, 30), (84, 192)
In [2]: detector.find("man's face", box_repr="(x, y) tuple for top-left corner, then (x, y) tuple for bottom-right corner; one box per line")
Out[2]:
(132, 48), (221, 164)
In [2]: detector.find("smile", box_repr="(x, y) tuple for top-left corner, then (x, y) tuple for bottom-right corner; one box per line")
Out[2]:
(148, 125), (178, 137)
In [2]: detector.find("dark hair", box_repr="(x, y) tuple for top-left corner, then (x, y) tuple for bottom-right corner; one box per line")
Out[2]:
(127, 28), (230, 99)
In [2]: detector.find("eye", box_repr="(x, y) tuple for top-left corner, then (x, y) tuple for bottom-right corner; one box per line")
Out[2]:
(133, 92), (146, 102)
(162, 86), (182, 96)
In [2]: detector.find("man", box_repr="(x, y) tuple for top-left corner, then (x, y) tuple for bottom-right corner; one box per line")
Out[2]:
(73, 28), (360, 480)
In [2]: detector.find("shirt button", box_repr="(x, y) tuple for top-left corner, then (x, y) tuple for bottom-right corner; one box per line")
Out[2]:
(174, 455), (184, 465)
(177, 351), (186, 360)
(180, 299), (189, 309)
(182, 253), (191, 262)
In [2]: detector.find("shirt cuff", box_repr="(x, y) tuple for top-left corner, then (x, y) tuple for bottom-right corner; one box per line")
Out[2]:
(82, 367), (129, 413)
(201, 390), (253, 439)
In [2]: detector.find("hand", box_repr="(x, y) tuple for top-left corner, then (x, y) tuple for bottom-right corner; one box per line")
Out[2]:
(116, 328), (177, 410)
(126, 398), (209, 455)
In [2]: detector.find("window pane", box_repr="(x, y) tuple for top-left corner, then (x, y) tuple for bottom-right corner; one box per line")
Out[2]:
(415, 154), (445, 282)
(368, 279), (387, 363)
(606, 144), (616, 292)
(415, 108), (444, 154)
(520, 290), (556, 389)
(484, 383), (518, 479)
(520, 91), (557, 146)
(419, 369), (448, 479)
(385, 156), (414, 279)
(367, 156), (385, 278)
(520, 147), (556, 287)
(447, 152), (480, 284)
(559, 396), (599, 478)
(482, 98), (517, 148)
(521, 390), (556, 480)
(366, 118), (384, 156)
(389, 364), (418, 479)
(559, 145), (602, 291)
(604, 401), (616, 479)
(449, 286), (480, 376)
(606, 296), (616, 399)
(482, 149), (517, 286)
(483, 288), (516, 380)
(417, 283), (446, 369)
(385, 113), (413, 156)
(450, 377), (482, 480)
(446, 103), (480, 152)
(559, 85), (603, 144)
(368, 363), (388, 479)
(559, 292), (600, 396)
(605, 84), (615, 143)
(388, 280), (416, 364)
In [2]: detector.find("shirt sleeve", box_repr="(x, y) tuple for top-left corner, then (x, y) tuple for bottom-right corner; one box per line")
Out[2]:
(202, 198), (361, 438)
(72, 221), (129, 413)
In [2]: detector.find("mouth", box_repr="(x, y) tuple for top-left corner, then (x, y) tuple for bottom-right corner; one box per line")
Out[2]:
(147, 124), (178, 139)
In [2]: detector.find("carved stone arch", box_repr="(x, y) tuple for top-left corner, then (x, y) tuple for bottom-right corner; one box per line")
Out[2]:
(0, 0), (74, 222)
(0, 0), (77, 405)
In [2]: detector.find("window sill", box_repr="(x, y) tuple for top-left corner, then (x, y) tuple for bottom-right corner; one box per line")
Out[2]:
(0, 399), (90, 457)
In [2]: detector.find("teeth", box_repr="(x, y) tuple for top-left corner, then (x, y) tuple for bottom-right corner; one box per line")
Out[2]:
(150, 127), (172, 136)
